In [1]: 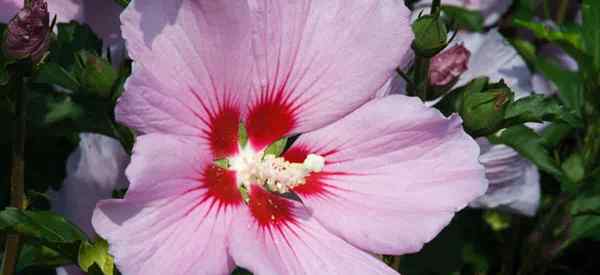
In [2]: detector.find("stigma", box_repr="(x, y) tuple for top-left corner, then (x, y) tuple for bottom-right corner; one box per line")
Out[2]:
(228, 145), (325, 197)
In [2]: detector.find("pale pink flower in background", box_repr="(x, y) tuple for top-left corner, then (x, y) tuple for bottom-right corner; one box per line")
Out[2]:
(91, 0), (487, 274)
(51, 133), (129, 275)
(0, 0), (124, 65)
(413, 0), (513, 26)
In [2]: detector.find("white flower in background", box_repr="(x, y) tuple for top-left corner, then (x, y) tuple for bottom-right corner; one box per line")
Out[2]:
(51, 133), (129, 275)
(413, 0), (513, 26)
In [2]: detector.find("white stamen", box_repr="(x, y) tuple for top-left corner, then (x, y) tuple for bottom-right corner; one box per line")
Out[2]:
(228, 146), (325, 194)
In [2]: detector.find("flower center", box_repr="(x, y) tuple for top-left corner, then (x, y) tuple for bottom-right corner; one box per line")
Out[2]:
(227, 145), (325, 200)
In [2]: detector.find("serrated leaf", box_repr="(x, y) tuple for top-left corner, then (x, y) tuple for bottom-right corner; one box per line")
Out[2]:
(263, 137), (288, 157)
(0, 208), (88, 243)
(79, 239), (114, 275)
(489, 125), (563, 178)
(504, 95), (582, 127)
(441, 5), (484, 32)
(34, 62), (80, 91)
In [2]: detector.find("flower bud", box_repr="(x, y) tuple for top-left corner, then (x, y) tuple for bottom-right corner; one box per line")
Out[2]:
(79, 51), (118, 98)
(428, 44), (470, 87)
(411, 15), (448, 57)
(461, 86), (513, 137)
(2, 0), (50, 64)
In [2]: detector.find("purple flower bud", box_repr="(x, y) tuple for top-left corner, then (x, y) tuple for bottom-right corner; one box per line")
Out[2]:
(2, 0), (50, 63)
(428, 44), (470, 87)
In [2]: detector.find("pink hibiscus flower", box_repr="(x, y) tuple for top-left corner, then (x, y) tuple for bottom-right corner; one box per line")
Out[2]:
(92, 1), (487, 274)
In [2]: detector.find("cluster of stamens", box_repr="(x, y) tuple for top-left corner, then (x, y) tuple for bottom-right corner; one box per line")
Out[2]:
(228, 146), (325, 197)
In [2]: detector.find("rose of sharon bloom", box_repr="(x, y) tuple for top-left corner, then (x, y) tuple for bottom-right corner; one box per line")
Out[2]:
(51, 133), (129, 275)
(413, 0), (513, 26)
(453, 30), (542, 216)
(92, 1), (487, 274)
(428, 44), (471, 87)
(0, 0), (123, 65)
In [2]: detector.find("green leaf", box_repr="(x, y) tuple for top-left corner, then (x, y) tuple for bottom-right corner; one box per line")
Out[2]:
(534, 58), (584, 115)
(441, 5), (484, 32)
(539, 123), (572, 148)
(51, 22), (102, 70)
(489, 125), (563, 178)
(504, 95), (582, 127)
(0, 208), (88, 243)
(34, 62), (81, 91)
(79, 239), (114, 275)
(16, 243), (72, 272)
(513, 19), (584, 53)
(570, 195), (600, 242)
(44, 97), (85, 124)
(263, 137), (288, 157)
(582, 0), (600, 72)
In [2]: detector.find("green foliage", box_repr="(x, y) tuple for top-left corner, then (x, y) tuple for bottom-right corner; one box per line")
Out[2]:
(16, 243), (71, 272)
(489, 125), (563, 178)
(0, 208), (87, 243)
(441, 5), (484, 32)
(34, 62), (81, 91)
(79, 239), (114, 275)
(582, 0), (600, 75)
(504, 95), (582, 127)
(570, 195), (600, 242)
(412, 15), (448, 57)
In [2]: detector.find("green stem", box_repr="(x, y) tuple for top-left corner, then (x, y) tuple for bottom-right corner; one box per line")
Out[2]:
(555, 0), (569, 25)
(2, 77), (27, 275)
(1, 77), (26, 275)
(414, 56), (431, 101)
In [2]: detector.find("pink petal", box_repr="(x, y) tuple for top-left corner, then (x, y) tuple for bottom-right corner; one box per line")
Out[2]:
(229, 186), (399, 275)
(117, 0), (253, 142)
(244, 0), (413, 149)
(51, 133), (129, 237)
(123, 133), (243, 206)
(93, 192), (238, 275)
(283, 95), (487, 254)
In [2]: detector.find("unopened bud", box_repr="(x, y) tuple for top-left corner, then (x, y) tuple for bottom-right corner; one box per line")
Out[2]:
(411, 15), (448, 57)
(79, 51), (118, 97)
(461, 87), (513, 137)
(429, 44), (470, 87)
(2, 0), (50, 64)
